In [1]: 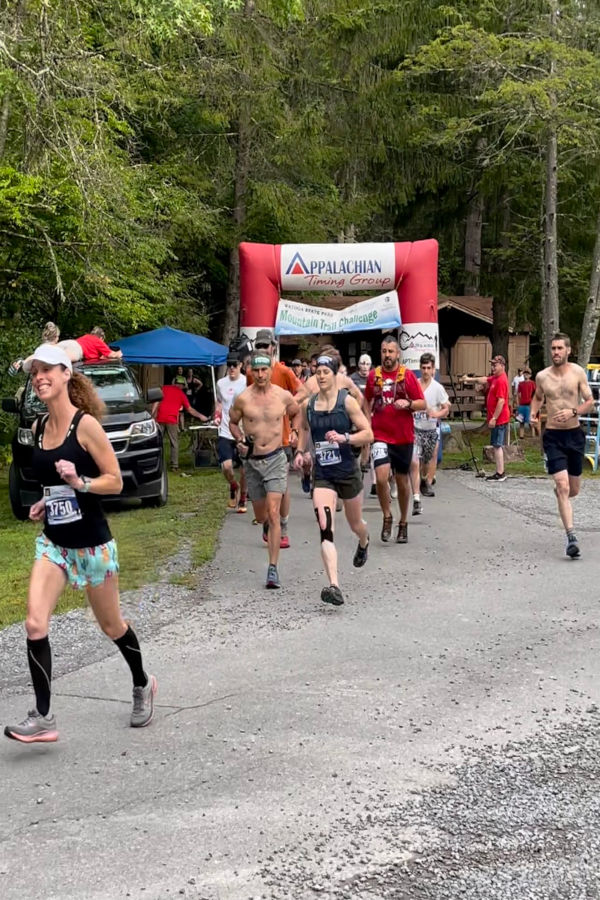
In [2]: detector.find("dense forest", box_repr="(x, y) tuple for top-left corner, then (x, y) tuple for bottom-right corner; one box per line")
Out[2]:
(1, 0), (600, 402)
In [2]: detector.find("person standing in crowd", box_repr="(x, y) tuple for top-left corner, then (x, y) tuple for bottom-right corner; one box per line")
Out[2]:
(229, 352), (300, 589)
(152, 382), (208, 471)
(516, 368), (538, 439)
(246, 329), (303, 549)
(410, 352), (450, 515)
(4, 344), (156, 743)
(172, 366), (187, 388)
(350, 354), (372, 391)
(294, 355), (372, 607)
(512, 367), (524, 407)
(463, 355), (511, 482)
(76, 326), (123, 362)
(364, 335), (425, 544)
(291, 358), (308, 383)
(530, 333), (594, 558)
(215, 355), (248, 512)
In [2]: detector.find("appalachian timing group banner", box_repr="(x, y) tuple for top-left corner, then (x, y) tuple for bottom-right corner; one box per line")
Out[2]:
(274, 290), (401, 336)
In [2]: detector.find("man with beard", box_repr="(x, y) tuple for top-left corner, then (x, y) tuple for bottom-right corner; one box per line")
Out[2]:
(364, 335), (425, 544)
(229, 352), (300, 589)
(530, 333), (594, 558)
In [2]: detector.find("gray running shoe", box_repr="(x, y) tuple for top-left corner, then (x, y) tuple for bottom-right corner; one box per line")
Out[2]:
(4, 709), (58, 743)
(131, 674), (157, 728)
(412, 499), (422, 516)
(266, 564), (281, 589)
(566, 533), (580, 559)
(321, 585), (344, 606)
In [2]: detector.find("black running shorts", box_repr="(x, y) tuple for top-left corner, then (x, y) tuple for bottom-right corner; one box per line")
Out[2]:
(542, 427), (585, 477)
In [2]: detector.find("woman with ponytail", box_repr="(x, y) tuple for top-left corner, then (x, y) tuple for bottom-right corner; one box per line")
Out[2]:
(4, 344), (156, 744)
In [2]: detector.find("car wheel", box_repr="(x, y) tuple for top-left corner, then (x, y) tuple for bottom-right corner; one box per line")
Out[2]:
(142, 464), (168, 508)
(8, 463), (30, 521)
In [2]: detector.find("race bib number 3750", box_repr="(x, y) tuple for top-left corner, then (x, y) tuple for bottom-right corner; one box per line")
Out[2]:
(44, 485), (83, 526)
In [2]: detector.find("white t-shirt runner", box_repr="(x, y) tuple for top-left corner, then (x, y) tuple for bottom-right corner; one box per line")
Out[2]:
(414, 379), (449, 431)
(216, 374), (247, 440)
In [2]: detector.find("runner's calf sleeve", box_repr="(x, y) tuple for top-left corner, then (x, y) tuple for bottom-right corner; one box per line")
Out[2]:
(114, 626), (148, 688)
(27, 636), (52, 717)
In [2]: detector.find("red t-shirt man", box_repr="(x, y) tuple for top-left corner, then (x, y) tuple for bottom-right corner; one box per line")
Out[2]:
(155, 385), (190, 424)
(517, 378), (536, 406)
(486, 372), (510, 425)
(364, 365), (425, 445)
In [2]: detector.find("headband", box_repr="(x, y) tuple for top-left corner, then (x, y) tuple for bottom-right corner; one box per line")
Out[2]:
(316, 355), (339, 374)
(251, 355), (272, 368)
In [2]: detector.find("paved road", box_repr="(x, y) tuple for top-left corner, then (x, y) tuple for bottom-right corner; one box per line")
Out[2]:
(1, 472), (599, 900)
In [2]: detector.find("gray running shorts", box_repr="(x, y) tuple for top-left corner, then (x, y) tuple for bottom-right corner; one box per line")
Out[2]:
(244, 448), (288, 499)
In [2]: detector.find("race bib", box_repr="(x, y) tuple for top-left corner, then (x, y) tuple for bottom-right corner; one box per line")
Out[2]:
(314, 440), (341, 466)
(414, 411), (428, 421)
(372, 442), (389, 462)
(44, 485), (82, 526)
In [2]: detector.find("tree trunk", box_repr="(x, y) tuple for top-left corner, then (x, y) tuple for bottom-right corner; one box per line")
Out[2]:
(221, 0), (255, 349)
(577, 209), (600, 367)
(464, 188), (483, 295)
(541, 7), (560, 366)
(221, 102), (251, 349)
(491, 192), (510, 362)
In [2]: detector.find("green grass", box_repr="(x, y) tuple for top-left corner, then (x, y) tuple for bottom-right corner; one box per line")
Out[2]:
(440, 423), (598, 478)
(0, 454), (226, 629)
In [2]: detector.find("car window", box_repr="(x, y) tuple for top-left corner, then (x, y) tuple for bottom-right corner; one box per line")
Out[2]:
(24, 366), (141, 410)
(81, 368), (142, 402)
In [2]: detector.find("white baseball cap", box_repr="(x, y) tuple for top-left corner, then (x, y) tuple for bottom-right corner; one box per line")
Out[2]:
(23, 343), (73, 373)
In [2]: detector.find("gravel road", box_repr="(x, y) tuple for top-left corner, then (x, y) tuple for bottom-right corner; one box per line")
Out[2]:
(1, 471), (599, 900)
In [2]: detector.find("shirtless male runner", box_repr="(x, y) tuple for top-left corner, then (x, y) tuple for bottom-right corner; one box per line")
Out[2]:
(229, 352), (300, 589)
(530, 332), (594, 558)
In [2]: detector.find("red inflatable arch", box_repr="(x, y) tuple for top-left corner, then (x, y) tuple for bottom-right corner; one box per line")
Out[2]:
(239, 240), (439, 367)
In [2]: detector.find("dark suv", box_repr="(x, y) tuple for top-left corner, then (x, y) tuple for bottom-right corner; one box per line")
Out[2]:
(3, 360), (167, 520)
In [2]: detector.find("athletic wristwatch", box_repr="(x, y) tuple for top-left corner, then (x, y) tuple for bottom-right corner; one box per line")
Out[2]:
(79, 476), (92, 493)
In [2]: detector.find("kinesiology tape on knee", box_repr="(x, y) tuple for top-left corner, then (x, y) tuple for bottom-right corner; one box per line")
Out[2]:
(315, 506), (334, 543)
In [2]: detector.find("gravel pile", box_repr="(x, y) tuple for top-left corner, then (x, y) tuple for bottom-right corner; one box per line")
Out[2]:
(260, 709), (600, 899)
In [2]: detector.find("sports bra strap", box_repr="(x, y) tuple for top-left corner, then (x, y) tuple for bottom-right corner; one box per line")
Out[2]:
(35, 409), (84, 449)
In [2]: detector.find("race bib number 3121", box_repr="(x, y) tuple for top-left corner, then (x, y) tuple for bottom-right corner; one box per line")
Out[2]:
(44, 485), (83, 526)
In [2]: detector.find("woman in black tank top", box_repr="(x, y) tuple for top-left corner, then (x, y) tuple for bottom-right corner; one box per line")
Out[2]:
(293, 355), (373, 608)
(4, 343), (157, 745)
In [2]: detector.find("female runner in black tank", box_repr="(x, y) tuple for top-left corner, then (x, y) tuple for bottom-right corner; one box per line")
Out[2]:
(4, 343), (156, 744)
(294, 355), (373, 607)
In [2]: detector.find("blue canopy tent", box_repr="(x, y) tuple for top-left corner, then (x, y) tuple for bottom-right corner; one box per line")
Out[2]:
(112, 326), (228, 366)
(112, 325), (228, 403)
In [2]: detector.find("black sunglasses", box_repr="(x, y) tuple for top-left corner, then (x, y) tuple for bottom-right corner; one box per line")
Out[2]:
(254, 343), (271, 349)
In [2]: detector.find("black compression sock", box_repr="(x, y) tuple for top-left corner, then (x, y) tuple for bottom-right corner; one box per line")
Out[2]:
(113, 626), (148, 688)
(27, 636), (52, 717)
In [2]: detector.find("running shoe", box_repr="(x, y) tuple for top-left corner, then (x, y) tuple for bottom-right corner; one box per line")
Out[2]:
(381, 514), (393, 542)
(321, 585), (344, 606)
(131, 674), (157, 728)
(390, 480), (398, 499)
(370, 484), (377, 497)
(412, 499), (422, 516)
(301, 472), (312, 493)
(237, 494), (247, 514)
(280, 534), (290, 549)
(396, 522), (408, 544)
(566, 533), (581, 559)
(421, 482), (435, 497)
(4, 710), (58, 743)
(266, 564), (281, 589)
(228, 481), (239, 509)
(353, 537), (369, 568)
(485, 472), (507, 482)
